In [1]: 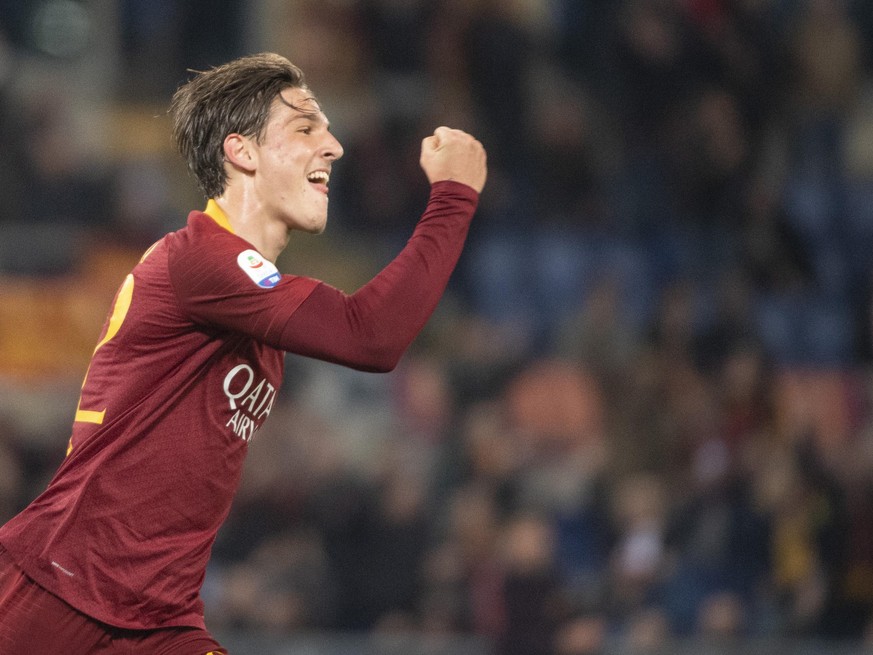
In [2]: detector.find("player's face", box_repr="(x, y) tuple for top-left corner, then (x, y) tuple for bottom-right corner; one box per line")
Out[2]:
(255, 87), (343, 234)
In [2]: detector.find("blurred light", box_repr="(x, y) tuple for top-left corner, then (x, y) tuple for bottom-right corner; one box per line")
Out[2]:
(30, 0), (91, 59)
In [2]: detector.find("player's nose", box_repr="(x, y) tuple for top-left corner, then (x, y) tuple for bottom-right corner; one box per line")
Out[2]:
(323, 132), (343, 161)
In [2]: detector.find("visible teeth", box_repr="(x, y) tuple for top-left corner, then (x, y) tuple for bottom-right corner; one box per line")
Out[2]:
(307, 171), (329, 185)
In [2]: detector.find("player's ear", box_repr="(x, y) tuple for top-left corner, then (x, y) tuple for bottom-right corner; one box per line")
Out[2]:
(223, 133), (257, 173)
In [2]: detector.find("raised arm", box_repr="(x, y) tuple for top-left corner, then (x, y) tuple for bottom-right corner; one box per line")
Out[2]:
(276, 128), (486, 371)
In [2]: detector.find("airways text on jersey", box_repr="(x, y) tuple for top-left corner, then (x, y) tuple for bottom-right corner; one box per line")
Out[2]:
(222, 364), (278, 442)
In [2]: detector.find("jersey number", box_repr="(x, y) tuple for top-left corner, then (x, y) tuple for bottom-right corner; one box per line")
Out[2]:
(73, 273), (135, 426)
(67, 242), (158, 455)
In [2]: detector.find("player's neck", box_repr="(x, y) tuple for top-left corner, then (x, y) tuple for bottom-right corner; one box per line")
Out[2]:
(212, 193), (289, 263)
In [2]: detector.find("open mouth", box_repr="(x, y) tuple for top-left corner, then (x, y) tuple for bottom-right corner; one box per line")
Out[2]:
(306, 170), (330, 191)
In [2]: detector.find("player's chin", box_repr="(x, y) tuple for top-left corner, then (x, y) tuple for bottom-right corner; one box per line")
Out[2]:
(306, 198), (329, 234)
(303, 215), (328, 235)
(290, 208), (328, 234)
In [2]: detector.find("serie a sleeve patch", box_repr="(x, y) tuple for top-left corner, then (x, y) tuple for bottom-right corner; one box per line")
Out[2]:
(236, 249), (281, 289)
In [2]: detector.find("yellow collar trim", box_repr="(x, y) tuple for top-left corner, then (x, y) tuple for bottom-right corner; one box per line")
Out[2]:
(204, 199), (235, 234)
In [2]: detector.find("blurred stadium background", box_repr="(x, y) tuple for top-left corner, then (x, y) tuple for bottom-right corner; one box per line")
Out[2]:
(3, 0), (873, 653)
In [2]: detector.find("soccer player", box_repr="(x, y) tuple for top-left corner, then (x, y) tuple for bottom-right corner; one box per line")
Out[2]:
(0, 53), (486, 654)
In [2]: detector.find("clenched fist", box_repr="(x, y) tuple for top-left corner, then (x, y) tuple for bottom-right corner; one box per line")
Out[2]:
(420, 127), (487, 194)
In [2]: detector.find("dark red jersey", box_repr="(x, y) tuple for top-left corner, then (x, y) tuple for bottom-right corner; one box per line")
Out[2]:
(0, 181), (478, 630)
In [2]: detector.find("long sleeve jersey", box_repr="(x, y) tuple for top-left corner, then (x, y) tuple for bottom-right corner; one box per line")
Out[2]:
(0, 180), (478, 630)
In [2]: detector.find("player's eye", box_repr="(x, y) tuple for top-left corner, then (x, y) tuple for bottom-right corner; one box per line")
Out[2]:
(298, 126), (312, 135)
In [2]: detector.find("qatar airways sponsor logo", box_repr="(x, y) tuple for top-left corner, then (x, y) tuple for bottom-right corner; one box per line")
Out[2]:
(222, 364), (277, 442)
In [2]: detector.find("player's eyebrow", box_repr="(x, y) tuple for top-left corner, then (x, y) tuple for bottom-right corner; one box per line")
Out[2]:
(289, 112), (328, 125)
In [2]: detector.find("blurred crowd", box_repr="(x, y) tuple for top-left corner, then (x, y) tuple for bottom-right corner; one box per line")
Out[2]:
(3, 0), (873, 652)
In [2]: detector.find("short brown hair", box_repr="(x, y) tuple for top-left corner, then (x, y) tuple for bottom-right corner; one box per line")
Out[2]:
(170, 53), (308, 198)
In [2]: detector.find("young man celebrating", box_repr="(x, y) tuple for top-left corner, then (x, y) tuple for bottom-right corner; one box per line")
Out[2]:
(0, 53), (486, 654)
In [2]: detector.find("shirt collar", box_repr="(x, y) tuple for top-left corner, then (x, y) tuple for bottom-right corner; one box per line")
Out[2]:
(203, 199), (235, 234)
